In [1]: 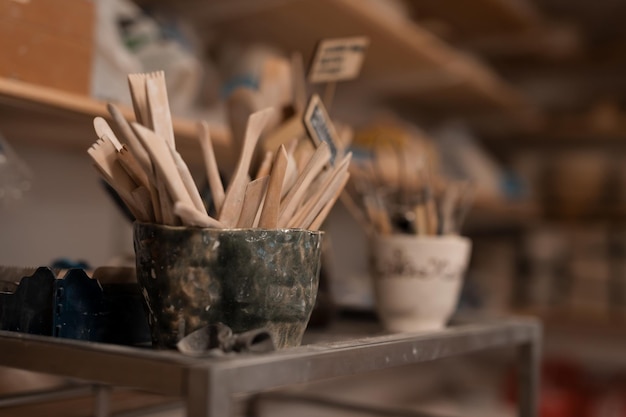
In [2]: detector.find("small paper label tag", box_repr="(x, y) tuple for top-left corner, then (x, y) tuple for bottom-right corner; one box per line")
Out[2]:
(308, 36), (370, 84)
(304, 94), (339, 165)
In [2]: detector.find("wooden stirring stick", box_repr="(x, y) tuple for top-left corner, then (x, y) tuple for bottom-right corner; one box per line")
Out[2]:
(219, 108), (275, 227)
(278, 142), (331, 227)
(309, 174), (350, 230)
(255, 151), (274, 179)
(88, 137), (144, 221)
(146, 72), (175, 148)
(159, 188), (178, 226)
(129, 71), (175, 222)
(131, 123), (199, 214)
(169, 145), (206, 213)
(95, 114), (167, 224)
(117, 146), (150, 189)
(88, 136), (136, 191)
(289, 153), (351, 228)
(131, 186), (155, 222)
(106, 103), (164, 223)
(93, 117), (123, 151)
(174, 202), (224, 228)
(107, 103), (151, 172)
(236, 176), (269, 228)
(127, 73), (151, 128)
(126, 76), (175, 223)
(282, 139), (299, 197)
(258, 145), (288, 228)
(197, 122), (225, 214)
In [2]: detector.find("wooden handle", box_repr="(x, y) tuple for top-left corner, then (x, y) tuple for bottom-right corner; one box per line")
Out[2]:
(107, 103), (152, 174)
(114, 85), (165, 223)
(197, 121), (225, 214)
(309, 174), (350, 231)
(236, 176), (269, 228)
(169, 145), (207, 213)
(93, 117), (123, 151)
(109, 122), (161, 223)
(290, 153), (351, 229)
(117, 145), (162, 223)
(87, 137), (145, 221)
(174, 202), (224, 228)
(220, 107), (274, 227)
(278, 142), (331, 227)
(146, 73), (175, 148)
(131, 186), (155, 222)
(131, 123), (195, 212)
(157, 180), (177, 225)
(255, 151), (274, 179)
(260, 114), (305, 155)
(258, 145), (289, 229)
(117, 146), (150, 189)
(127, 73), (150, 128)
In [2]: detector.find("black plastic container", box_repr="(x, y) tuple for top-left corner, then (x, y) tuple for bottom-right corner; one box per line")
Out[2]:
(0, 267), (150, 346)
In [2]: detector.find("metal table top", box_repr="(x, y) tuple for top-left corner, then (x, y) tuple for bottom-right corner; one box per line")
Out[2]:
(0, 316), (541, 416)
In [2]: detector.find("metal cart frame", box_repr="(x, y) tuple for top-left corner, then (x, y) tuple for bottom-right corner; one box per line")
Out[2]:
(0, 317), (541, 417)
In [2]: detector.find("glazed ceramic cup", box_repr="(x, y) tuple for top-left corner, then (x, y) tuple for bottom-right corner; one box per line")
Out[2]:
(369, 234), (472, 332)
(133, 222), (323, 349)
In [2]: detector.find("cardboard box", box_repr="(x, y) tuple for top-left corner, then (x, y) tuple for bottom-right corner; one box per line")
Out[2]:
(0, 0), (94, 95)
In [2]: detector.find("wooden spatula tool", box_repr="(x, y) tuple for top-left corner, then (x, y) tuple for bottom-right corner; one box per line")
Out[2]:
(219, 107), (275, 227)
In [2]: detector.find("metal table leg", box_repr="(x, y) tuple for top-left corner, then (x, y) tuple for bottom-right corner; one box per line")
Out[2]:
(517, 327), (542, 417)
(186, 366), (231, 417)
(94, 384), (112, 417)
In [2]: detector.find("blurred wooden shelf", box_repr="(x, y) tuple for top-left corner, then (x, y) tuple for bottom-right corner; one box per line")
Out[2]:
(0, 0), (538, 162)
(541, 126), (626, 143)
(406, 0), (543, 38)
(143, 0), (534, 120)
(0, 77), (231, 166)
(466, 195), (540, 231)
(488, 106), (626, 143)
(405, 0), (583, 62)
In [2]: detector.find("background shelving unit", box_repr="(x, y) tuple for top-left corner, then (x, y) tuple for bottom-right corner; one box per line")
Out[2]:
(0, 78), (230, 166)
(405, 0), (544, 37)
(0, 0), (540, 226)
(139, 0), (536, 122)
(0, 0), (536, 140)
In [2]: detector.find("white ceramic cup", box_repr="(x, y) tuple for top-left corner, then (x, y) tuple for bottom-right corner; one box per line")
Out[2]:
(369, 234), (472, 332)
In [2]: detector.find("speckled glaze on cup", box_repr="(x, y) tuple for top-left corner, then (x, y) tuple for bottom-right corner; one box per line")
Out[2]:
(133, 222), (323, 349)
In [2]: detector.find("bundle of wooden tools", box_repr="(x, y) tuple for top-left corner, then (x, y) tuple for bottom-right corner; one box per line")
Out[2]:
(343, 133), (474, 237)
(87, 71), (350, 230)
